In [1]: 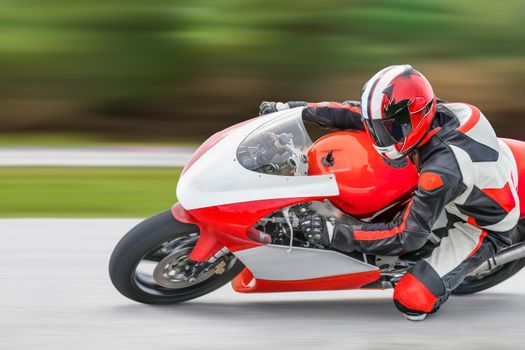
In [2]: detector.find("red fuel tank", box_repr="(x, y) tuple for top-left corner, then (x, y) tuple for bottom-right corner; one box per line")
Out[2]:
(308, 131), (419, 218)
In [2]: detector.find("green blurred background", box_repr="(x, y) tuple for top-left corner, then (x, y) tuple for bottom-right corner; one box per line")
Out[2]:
(1, 0), (525, 217)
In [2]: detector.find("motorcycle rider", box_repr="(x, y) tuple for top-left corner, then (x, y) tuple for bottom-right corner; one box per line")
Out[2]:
(259, 65), (520, 320)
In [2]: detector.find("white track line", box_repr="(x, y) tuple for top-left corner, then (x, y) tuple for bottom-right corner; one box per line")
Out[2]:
(0, 147), (197, 167)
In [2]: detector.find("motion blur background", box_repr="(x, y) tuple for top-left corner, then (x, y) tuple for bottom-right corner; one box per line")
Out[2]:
(1, 0), (525, 217)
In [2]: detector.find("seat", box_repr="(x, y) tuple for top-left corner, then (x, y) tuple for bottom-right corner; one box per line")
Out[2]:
(501, 138), (525, 218)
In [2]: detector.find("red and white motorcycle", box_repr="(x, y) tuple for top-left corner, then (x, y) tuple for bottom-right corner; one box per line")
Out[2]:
(109, 107), (525, 304)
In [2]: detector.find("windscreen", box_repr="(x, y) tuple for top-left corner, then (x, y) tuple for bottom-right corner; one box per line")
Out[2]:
(236, 110), (312, 176)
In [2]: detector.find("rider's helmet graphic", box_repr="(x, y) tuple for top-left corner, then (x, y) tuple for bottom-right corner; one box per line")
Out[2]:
(360, 64), (437, 160)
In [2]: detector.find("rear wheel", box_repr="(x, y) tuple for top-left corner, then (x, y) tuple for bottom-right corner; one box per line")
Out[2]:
(109, 210), (244, 304)
(453, 221), (525, 295)
(452, 258), (525, 295)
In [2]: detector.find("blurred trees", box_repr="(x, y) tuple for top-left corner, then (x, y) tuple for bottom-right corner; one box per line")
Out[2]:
(1, 0), (525, 140)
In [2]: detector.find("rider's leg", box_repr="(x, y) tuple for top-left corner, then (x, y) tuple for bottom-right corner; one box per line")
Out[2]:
(393, 223), (497, 320)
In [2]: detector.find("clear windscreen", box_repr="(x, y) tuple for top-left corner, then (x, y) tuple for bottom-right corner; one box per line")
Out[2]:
(236, 110), (313, 176)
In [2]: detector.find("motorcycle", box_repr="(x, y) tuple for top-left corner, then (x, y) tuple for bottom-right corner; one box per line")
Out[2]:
(109, 107), (525, 304)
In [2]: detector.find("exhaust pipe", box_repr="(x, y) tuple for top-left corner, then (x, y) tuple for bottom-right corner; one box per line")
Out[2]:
(471, 241), (525, 275)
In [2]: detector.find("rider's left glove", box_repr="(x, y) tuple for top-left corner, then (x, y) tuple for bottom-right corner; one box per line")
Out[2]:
(299, 214), (359, 253)
(300, 214), (328, 245)
(259, 101), (292, 116)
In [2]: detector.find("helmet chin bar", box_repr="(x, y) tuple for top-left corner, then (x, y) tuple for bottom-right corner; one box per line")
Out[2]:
(373, 144), (405, 160)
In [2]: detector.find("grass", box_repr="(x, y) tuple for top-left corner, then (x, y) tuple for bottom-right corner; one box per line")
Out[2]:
(0, 167), (182, 218)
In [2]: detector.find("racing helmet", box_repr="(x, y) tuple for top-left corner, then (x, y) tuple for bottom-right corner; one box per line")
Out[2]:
(360, 65), (437, 160)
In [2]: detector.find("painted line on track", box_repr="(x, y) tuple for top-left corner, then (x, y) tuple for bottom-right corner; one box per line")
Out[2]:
(0, 147), (197, 167)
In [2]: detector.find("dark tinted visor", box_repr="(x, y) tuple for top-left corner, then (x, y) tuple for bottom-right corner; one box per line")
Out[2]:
(364, 101), (413, 147)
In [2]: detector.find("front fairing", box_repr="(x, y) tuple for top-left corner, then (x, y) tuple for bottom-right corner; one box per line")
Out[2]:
(176, 108), (339, 211)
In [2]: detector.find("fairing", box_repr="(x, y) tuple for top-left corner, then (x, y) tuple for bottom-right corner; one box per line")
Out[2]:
(233, 244), (378, 280)
(232, 268), (381, 293)
(176, 108), (339, 211)
(173, 108), (417, 291)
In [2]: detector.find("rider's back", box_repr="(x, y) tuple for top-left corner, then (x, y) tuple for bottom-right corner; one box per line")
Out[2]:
(420, 102), (520, 247)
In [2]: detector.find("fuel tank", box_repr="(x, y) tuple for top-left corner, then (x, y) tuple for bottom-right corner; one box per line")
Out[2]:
(308, 131), (418, 218)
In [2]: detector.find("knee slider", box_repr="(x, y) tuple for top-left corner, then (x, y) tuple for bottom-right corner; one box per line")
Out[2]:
(393, 261), (446, 314)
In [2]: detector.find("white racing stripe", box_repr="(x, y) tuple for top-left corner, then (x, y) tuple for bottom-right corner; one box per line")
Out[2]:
(361, 66), (393, 120)
(369, 65), (412, 120)
(361, 65), (413, 120)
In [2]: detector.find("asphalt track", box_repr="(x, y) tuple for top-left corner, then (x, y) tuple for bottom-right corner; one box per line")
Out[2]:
(0, 147), (196, 167)
(1, 219), (525, 350)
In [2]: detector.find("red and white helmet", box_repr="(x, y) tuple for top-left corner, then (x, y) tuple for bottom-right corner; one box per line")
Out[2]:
(360, 65), (437, 160)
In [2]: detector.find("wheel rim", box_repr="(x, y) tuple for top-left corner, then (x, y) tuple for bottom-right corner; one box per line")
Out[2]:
(152, 246), (217, 289)
(133, 233), (237, 294)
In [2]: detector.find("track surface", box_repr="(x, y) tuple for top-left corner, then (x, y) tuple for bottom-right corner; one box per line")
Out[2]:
(1, 219), (525, 349)
(0, 147), (195, 167)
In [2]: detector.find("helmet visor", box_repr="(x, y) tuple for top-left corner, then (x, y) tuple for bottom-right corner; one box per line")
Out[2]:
(363, 101), (412, 147)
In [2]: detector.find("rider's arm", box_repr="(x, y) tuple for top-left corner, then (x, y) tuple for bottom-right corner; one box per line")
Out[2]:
(335, 166), (465, 256)
(302, 101), (365, 131)
(259, 100), (365, 130)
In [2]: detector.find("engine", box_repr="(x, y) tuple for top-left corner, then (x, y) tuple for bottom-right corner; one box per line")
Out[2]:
(254, 204), (319, 249)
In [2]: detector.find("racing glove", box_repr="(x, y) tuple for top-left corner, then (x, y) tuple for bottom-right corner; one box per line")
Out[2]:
(299, 214), (328, 245)
(298, 212), (361, 253)
(258, 101), (308, 115)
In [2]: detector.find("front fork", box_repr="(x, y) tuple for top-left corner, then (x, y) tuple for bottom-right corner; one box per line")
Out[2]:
(171, 203), (224, 262)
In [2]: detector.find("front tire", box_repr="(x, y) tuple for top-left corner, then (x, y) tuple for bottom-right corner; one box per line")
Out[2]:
(109, 210), (244, 304)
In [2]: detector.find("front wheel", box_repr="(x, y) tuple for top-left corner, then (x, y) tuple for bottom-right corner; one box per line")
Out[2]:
(109, 210), (244, 304)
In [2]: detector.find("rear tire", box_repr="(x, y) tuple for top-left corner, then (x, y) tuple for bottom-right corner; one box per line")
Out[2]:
(452, 220), (525, 295)
(452, 258), (525, 295)
(109, 210), (244, 304)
